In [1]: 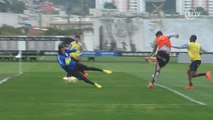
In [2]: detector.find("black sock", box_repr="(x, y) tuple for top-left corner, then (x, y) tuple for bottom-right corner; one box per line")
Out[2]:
(195, 73), (206, 77)
(80, 70), (85, 74)
(76, 72), (95, 85)
(82, 77), (95, 85)
(189, 82), (193, 86)
(85, 67), (102, 72)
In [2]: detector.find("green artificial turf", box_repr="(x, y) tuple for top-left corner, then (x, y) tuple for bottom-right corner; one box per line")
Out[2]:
(0, 57), (212, 120)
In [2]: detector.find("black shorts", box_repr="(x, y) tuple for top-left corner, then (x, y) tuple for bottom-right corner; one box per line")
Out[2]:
(71, 57), (79, 62)
(67, 62), (87, 79)
(156, 51), (170, 68)
(189, 60), (201, 72)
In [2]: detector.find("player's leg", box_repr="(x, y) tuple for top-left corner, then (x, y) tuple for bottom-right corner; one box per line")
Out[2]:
(155, 51), (170, 80)
(192, 72), (206, 77)
(71, 57), (86, 74)
(191, 61), (211, 80)
(186, 68), (193, 89)
(77, 72), (102, 88)
(152, 62), (161, 83)
(148, 51), (169, 88)
(153, 62), (161, 80)
(186, 61), (196, 88)
(148, 62), (160, 88)
(71, 70), (102, 88)
(186, 61), (204, 89)
(63, 69), (72, 80)
(76, 62), (112, 74)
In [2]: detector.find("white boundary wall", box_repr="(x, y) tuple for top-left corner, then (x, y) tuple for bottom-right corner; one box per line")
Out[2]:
(94, 18), (213, 52)
(177, 53), (213, 63)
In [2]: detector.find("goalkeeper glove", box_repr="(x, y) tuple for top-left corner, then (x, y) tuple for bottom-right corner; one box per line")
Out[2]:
(65, 57), (71, 65)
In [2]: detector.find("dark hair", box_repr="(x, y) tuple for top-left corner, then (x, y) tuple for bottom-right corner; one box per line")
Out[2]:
(155, 31), (163, 37)
(190, 35), (197, 42)
(58, 44), (65, 50)
(75, 35), (80, 38)
(58, 44), (65, 54)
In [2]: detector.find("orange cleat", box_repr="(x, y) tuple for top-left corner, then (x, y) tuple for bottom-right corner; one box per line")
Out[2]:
(148, 82), (153, 88)
(84, 72), (89, 78)
(185, 86), (193, 89)
(205, 71), (211, 81)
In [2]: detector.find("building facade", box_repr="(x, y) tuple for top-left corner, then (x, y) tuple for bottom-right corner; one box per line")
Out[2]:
(96, 0), (145, 13)
(113, 0), (129, 12)
(96, 0), (113, 9)
(208, 0), (213, 16)
(176, 0), (213, 16)
(128, 0), (145, 13)
(96, 0), (213, 16)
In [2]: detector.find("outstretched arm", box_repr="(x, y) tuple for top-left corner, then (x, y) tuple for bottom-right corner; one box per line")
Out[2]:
(200, 46), (207, 54)
(167, 34), (179, 39)
(172, 44), (188, 49)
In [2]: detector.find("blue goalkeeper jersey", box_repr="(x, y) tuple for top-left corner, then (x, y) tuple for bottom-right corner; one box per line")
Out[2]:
(57, 49), (77, 72)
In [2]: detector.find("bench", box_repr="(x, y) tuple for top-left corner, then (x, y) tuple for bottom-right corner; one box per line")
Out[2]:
(88, 57), (95, 62)
(29, 56), (37, 61)
(0, 56), (14, 61)
(15, 56), (37, 61)
(15, 56), (27, 61)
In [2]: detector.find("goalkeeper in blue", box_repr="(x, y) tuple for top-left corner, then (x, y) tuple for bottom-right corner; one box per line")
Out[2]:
(57, 44), (112, 88)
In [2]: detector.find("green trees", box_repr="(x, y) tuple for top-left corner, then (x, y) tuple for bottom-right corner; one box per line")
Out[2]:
(104, 2), (117, 9)
(9, 0), (26, 13)
(44, 27), (79, 35)
(0, 0), (26, 13)
(0, 25), (23, 35)
(195, 7), (208, 15)
(49, 0), (95, 15)
(0, 0), (96, 15)
(0, 25), (79, 36)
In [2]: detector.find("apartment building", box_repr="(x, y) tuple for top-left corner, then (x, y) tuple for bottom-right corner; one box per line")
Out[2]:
(176, 0), (213, 16)
(96, 0), (145, 13)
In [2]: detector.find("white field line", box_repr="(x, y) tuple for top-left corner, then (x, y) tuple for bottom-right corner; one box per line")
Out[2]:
(46, 103), (201, 107)
(155, 83), (206, 106)
(0, 73), (23, 85)
(0, 77), (10, 84)
(39, 56), (45, 60)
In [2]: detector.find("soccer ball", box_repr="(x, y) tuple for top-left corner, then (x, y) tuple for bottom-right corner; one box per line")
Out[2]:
(64, 76), (78, 83)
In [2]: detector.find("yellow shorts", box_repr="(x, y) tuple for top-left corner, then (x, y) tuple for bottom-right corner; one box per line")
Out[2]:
(70, 52), (80, 60)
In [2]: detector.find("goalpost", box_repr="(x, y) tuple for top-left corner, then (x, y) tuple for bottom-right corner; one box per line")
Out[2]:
(0, 36), (72, 75)
(16, 40), (26, 74)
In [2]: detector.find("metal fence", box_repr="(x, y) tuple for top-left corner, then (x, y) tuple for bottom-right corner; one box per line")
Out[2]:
(0, 36), (73, 51)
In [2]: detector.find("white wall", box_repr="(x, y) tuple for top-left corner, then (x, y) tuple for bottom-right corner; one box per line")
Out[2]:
(82, 30), (94, 51)
(143, 18), (213, 52)
(0, 13), (19, 27)
(178, 53), (213, 63)
(93, 17), (213, 52)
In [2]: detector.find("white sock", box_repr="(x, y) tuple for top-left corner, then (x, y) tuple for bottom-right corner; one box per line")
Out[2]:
(154, 71), (160, 80)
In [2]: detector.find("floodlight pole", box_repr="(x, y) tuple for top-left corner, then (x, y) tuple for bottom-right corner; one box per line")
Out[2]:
(79, 0), (86, 35)
(67, 4), (71, 29)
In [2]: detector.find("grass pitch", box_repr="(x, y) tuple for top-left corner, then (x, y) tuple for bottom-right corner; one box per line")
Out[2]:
(0, 57), (213, 120)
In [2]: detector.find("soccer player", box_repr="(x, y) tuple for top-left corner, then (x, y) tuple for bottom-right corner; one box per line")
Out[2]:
(68, 35), (88, 77)
(173, 35), (211, 89)
(148, 31), (179, 88)
(57, 44), (112, 88)
(69, 35), (82, 61)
